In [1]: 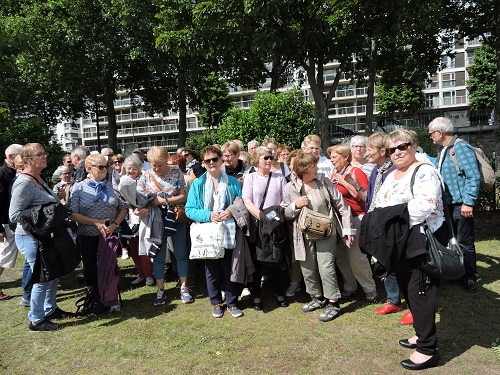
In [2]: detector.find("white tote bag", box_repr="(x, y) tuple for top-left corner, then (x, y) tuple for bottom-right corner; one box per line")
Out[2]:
(189, 222), (225, 259)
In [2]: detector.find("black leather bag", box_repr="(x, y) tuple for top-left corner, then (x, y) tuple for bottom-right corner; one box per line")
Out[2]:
(421, 227), (465, 280)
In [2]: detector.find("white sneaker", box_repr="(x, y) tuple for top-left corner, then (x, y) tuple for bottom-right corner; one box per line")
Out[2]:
(146, 277), (154, 286)
(131, 277), (145, 285)
(110, 304), (121, 312)
(240, 287), (252, 301)
(121, 250), (129, 260)
(285, 281), (302, 297)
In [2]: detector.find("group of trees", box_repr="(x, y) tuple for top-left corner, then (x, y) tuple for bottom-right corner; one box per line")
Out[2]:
(0, 0), (499, 153)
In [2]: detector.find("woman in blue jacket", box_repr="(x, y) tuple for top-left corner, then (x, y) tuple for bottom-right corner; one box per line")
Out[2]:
(185, 145), (243, 318)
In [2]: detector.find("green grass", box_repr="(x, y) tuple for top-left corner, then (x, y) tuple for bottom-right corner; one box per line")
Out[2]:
(1, 211), (500, 374)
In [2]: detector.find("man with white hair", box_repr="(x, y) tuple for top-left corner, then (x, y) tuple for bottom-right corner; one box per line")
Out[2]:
(301, 134), (333, 178)
(247, 140), (259, 154)
(429, 117), (481, 292)
(70, 145), (89, 183)
(0, 144), (23, 301)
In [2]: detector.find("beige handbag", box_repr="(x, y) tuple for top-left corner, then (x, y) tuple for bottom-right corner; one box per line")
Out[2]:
(298, 207), (333, 240)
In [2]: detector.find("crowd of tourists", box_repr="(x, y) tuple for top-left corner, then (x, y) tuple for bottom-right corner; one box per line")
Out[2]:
(0, 116), (482, 371)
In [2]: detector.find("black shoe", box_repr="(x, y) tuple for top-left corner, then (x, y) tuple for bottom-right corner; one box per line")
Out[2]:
(47, 307), (74, 320)
(276, 296), (289, 308)
(253, 302), (263, 311)
(29, 319), (61, 332)
(399, 339), (417, 349)
(401, 352), (440, 370)
(465, 279), (479, 293)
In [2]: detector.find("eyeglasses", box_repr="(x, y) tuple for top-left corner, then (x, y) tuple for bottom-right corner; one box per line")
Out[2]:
(306, 146), (320, 151)
(260, 155), (273, 161)
(387, 143), (412, 155)
(183, 153), (191, 157)
(114, 160), (124, 164)
(92, 164), (108, 171)
(428, 130), (439, 138)
(351, 145), (366, 149)
(32, 152), (48, 158)
(222, 154), (233, 159)
(203, 157), (219, 164)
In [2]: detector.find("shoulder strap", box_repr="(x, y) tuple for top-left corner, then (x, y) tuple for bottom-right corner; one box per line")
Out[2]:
(280, 162), (286, 176)
(448, 138), (462, 175)
(259, 173), (273, 211)
(22, 172), (54, 195)
(151, 174), (164, 192)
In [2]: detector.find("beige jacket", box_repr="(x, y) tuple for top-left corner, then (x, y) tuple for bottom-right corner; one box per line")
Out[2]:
(282, 175), (354, 261)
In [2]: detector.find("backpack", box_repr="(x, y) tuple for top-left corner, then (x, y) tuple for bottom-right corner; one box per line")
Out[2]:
(448, 138), (495, 191)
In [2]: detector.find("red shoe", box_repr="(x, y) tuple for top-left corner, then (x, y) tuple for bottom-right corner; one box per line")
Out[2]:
(400, 310), (414, 325)
(0, 290), (12, 301)
(374, 302), (403, 315)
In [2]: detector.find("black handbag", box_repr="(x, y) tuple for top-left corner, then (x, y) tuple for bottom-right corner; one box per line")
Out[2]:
(411, 165), (465, 280)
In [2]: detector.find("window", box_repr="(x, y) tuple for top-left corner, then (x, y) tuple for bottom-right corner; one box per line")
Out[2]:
(441, 56), (456, 69)
(442, 73), (456, 87)
(426, 94), (439, 108)
(443, 91), (456, 105)
(336, 85), (355, 98)
(427, 76), (439, 88)
(323, 69), (336, 82)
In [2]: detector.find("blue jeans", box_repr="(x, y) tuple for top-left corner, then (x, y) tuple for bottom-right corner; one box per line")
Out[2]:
(384, 272), (401, 306)
(15, 234), (59, 323)
(451, 205), (478, 282)
(21, 259), (32, 300)
(152, 223), (188, 280)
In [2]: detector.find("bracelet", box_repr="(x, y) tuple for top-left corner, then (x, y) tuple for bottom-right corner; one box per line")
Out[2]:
(112, 221), (119, 226)
(355, 185), (362, 192)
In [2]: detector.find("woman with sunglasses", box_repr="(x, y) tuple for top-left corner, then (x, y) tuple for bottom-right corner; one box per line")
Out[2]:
(69, 153), (128, 309)
(262, 137), (291, 178)
(10, 143), (73, 331)
(327, 144), (377, 302)
(242, 146), (289, 311)
(363, 129), (445, 370)
(185, 146), (243, 318)
(135, 146), (190, 306)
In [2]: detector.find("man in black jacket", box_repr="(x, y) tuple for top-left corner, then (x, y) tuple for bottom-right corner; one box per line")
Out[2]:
(0, 144), (22, 301)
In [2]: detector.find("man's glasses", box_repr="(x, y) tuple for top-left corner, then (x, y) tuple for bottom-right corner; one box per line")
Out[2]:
(260, 155), (273, 161)
(428, 130), (439, 138)
(222, 154), (233, 159)
(92, 164), (108, 171)
(388, 143), (412, 155)
(203, 157), (219, 164)
(32, 152), (48, 158)
(183, 153), (191, 157)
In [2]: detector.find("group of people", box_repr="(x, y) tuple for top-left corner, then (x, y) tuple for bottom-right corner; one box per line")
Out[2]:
(0, 116), (482, 371)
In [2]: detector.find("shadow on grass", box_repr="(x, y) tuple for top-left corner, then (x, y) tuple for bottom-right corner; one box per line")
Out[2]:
(437, 251), (500, 364)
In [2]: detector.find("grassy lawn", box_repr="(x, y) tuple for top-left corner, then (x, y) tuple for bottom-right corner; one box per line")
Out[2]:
(1, 211), (499, 375)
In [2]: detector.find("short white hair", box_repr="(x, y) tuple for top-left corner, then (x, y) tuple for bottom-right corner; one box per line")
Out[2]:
(101, 147), (114, 156)
(5, 144), (23, 158)
(349, 135), (368, 146)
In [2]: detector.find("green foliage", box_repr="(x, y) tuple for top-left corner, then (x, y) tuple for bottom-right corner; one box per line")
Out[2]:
(185, 130), (219, 158)
(467, 42), (496, 110)
(194, 73), (232, 128)
(376, 84), (426, 117)
(216, 89), (315, 149)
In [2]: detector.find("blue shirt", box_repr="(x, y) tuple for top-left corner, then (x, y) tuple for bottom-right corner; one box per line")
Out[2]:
(435, 135), (480, 207)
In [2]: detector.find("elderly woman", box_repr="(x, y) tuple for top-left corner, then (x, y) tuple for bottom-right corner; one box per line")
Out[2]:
(349, 135), (375, 178)
(328, 144), (377, 302)
(282, 152), (354, 322)
(69, 153), (128, 307)
(53, 166), (73, 207)
(365, 133), (410, 321)
(262, 137), (291, 177)
(242, 146), (289, 310)
(277, 145), (291, 164)
(136, 146), (190, 305)
(119, 154), (154, 286)
(221, 141), (253, 184)
(9, 143), (71, 331)
(185, 145), (243, 318)
(361, 129), (445, 370)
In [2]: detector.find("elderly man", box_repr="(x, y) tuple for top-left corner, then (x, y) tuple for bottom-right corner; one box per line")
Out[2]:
(132, 148), (152, 170)
(429, 117), (481, 292)
(301, 134), (333, 178)
(70, 145), (89, 183)
(0, 144), (23, 301)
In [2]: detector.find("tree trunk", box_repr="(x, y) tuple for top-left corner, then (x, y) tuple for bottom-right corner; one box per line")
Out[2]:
(495, 18), (500, 125)
(178, 64), (187, 148)
(104, 68), (117, 152)
(365, 39), (378, 135)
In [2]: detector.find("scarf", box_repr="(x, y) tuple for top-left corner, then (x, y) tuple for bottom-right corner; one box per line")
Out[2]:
(87, 180), (108, 202)
(204, 171), (236, 249)
(367, 159), (393, 213)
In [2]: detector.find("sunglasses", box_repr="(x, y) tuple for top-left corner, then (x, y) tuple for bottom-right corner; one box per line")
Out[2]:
(183, 153), (191, 157)
(114, 160), (124, 164)
(260, 155), (273, 161)
(388, 142), (412, 155)
(203, 157), (219, 164)
(92, 164), (108, 171)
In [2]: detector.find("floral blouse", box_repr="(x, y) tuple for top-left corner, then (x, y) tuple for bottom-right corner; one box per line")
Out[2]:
(137, 167), (186, 197)
(374, 163), (444, 232)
